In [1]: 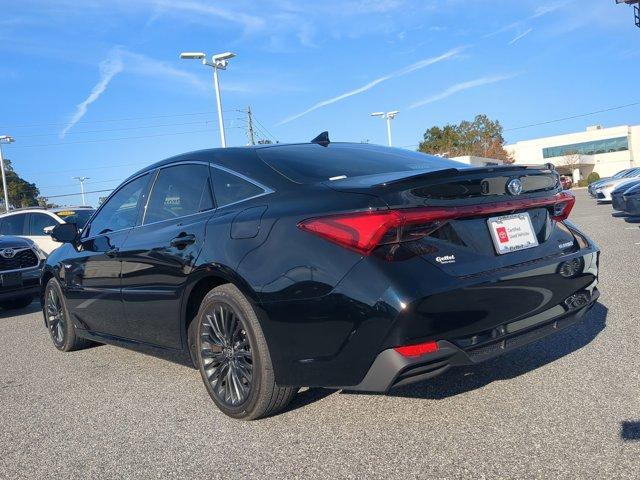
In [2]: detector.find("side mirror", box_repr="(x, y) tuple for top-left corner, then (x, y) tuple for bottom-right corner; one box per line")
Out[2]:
(50, 223), (79, 243)
(43, 225), (55, 235)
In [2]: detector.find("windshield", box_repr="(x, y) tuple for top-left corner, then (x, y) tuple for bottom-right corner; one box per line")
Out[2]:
(257, 144), (466, 184)
(54, 209), (95, 227)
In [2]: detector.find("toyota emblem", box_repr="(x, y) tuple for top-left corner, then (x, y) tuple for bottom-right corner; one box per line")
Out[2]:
(507, 178), (523, 196)
(0, 248), (15, 258)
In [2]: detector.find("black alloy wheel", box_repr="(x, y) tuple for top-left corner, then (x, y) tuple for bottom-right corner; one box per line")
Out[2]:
(43, 278), (92, 352)
(193, 284), (297, 420)
(200, 303), (253, 407)
(46, 286), (66, 348)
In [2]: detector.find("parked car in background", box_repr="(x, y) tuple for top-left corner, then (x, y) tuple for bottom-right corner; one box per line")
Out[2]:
(0, 235), (45, 309)
(588, 168), (638, 197)
(41, 140), (599, 420)
(0, 206), (95, 255)
(560, 175), (573, 190)
(611, 179), (640, 211)
(621, 183), (640, 216)
(594, 169), (640, 202)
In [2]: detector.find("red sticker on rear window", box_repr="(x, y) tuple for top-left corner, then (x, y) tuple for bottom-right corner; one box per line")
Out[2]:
(496, 226), (509, 243)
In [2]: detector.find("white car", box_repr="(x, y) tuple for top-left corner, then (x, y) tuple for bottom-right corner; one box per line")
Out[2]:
(0, 206), (94, 254)
(595, 173), (640, 202)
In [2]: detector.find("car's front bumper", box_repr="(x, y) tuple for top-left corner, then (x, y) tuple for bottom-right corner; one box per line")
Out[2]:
(343, 289), (599, 392)
(0, 266), (41, 301)
(622, 195), (640, 215)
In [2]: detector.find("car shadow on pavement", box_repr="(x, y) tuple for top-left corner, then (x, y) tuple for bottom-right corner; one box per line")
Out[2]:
(355, 303), (607, 402)
(0, 301), (41, 319)
(620, 421), (640, 441)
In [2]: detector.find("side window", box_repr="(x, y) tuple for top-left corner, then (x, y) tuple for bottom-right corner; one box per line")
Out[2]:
(87, 173), (150, 237)
(144, 164), (213, 224)
(0, 214), (27, 235)
(211, 168), (265, 207)
(29, 213), (57, 235)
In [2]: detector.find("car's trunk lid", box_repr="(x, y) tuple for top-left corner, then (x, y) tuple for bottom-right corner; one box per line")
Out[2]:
(324, 165), (579, 277)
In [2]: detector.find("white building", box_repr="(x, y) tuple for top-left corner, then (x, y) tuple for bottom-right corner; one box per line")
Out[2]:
(505, 124), (640, 182)
(451, 155), (503, 167)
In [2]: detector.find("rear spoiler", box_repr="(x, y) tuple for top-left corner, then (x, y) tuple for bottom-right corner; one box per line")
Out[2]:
(375, 164), (556, 187)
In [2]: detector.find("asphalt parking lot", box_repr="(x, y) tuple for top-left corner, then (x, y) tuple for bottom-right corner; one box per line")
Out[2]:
(1, 189), (639, 479)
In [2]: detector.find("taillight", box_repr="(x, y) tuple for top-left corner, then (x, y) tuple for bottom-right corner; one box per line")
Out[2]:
(298, 192), (575, 255)
(394, 340), (439, 357)
(550, 192), (575, 221)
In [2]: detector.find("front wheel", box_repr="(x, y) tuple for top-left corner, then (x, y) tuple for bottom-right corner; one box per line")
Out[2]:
(193, 284), (297, 420)
(44, 278), (92, 352)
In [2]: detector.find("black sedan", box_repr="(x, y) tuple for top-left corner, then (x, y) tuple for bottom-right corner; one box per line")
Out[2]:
(42, 138), (600, 420)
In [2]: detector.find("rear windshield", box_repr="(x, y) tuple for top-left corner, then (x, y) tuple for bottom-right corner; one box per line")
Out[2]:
(257, 144), (466, 184)
(54, 209), (95, 227)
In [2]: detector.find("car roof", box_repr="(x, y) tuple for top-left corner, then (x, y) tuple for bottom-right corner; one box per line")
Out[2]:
(124, 142), (384, 188)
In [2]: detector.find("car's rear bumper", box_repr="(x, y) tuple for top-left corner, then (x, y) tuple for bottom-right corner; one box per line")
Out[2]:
(342, 289), (599, 392)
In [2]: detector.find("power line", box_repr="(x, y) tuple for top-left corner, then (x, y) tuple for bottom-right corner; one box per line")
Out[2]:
(16, 120), (215, 139)
(3, 109), (237, 130)
(43, 188), (114, 199)
(504, 101), (640, 132)
(13, 128), (216, 148)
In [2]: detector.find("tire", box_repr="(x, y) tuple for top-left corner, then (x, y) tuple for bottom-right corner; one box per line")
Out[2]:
(44, 278), (92, 352)
(193, 284), (297, 420)
(0, 295), (34, 310)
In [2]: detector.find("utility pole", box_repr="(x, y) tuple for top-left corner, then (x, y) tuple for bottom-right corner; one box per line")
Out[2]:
(246, 106), (256, 146)
(0, 135), (15, 213)
(73, 176), (90, 205)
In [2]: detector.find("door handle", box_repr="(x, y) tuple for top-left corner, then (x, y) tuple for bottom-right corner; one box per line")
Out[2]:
(105, 247), (119, 258)
(170, 233), (196, 248)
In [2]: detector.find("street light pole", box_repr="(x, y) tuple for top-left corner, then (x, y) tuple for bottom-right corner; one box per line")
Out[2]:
(0, 135), (15, 213)
(212, 65), (226, 148)
(370, 111), (399, 147)
(180, 51), (236, 148)
(73, 176), (90, 205)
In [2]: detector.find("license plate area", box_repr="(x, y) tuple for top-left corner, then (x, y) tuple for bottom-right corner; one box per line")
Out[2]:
(1, 271), (23, 287)
(487, 212), (538, 255)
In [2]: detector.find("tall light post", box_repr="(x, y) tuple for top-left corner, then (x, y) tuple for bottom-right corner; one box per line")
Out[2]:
(0, 135), (14, 212)
(73, 176), (90, 205)
(371, 111), (399, 146)
(180, 51), (236, 148)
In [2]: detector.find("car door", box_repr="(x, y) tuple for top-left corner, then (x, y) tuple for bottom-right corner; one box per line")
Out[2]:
(27, 212), (61, 254)
(62, 172), (152, 336)
(118, 162), (214, 348)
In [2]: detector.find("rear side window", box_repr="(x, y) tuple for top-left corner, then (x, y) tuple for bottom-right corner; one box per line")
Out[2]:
(29, 213), (57, 235)
(211, 168), (265, 207)
(0, 214), (27, 235)
(257, 144), (465, 184)
(144, 164), (213, 224)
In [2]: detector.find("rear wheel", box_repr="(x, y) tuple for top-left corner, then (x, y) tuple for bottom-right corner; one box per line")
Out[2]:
(44, 278), (92, 352)
(193, 284), (297, 420)
(0, 296), (34, 310)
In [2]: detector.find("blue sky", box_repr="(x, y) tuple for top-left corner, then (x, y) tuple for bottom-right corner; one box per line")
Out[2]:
(0, 0), (638, 206)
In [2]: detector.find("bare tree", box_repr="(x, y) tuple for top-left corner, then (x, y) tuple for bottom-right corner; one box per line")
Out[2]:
(554, 151), (581, 178)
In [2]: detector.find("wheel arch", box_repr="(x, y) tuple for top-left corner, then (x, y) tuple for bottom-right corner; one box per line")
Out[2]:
(180, 265), (260, 354)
